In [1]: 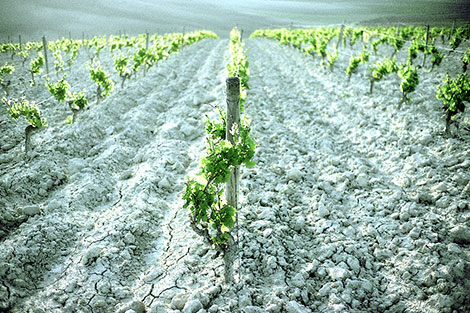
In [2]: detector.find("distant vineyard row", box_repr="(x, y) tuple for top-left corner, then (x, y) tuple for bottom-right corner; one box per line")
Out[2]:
(251, 25), (470, 135)
(0, 30), (218, 153)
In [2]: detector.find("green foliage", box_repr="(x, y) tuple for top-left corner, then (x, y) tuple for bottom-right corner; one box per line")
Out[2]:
(52, 49), (64, 74)
(408, 40), (425, 64)
(425, 46), (444, 72)
(87, 61), (114, 98)
(371, 57), (398, 81)
(182, 113), (255, 249)
(437, 73), (469, 117)
(17, 50), (30, 66)
(184, 30), (254, 250)
(371, 36), (387, 55)
(46, 76), (88, 123)
(463, 48), (470, 72)
(29, 52), (44, 86)
(46, 77), (70, 102)
(114, 53), (132, 86)
(3, 96), (47, 128)
(326, 45), (338, 69)
(398, 61), (419, 103)
(0, 63), (14, 85)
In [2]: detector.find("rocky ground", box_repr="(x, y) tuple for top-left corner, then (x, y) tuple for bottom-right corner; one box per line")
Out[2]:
(0, 34), (469, 313)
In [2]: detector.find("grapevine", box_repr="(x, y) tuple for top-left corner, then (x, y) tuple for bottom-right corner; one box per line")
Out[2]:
(183, 28), (255, 255)
(398, 61), (419, 105)
(113, 53), (132, 88)
(29, 52), (44, 86)
(46, 76), (89, 124)
(87, 61), (114, 103)
(463, 48), (470, 73)
(436, 73), (470, 135)
(369, 57), (398, 94)
(345, 50), (369, 82)
(326, 45), (338, 70)
(2, 96), (47, 153)
(0, 63), (14, 96)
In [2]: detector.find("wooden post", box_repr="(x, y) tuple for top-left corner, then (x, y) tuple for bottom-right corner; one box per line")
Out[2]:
(69, 31), (72, 40)
(19, 35), (22, 50)
(449, 19), (455, 40)
(223, 76), (240, 284)
(396, 25), (400, 37)
(146, 32), (149, 50)
(337, 24), (345, 47)
(42, 36), (49, 76)
(422, 25), (430, 67)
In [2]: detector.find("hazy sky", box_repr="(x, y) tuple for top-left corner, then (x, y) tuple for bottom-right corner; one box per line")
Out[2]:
(0, 0), (468, 39)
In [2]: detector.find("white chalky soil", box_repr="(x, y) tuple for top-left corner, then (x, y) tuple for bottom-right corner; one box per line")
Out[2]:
(0, 36), (469, 313)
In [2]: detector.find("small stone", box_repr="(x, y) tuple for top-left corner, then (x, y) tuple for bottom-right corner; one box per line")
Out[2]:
(183, 299), (203, 313)
(116, 300), (146, 313)
(120, 169), (133, 180)
(318, 283), (332, 297)
(171, 293), (188, 310)
(291, 216), (305, 231)
(150, 302), (168, 313)
(327, 266), (349, 281)
(450, 226), (470, 244)
(318, 204), (330, 218)
(266, 303), (281, 313)
(346, 256), (360, 273)
(291, 272), (305, 288)
(409, 227), (421, 240)
(158, 177), (171, 189)
(208, 305), (218, 313)
(285, 300), (310, 313)
(22, 205), (40, 216)
(46, 200), (61, 211)
(399, 207), (410, 221)
(356, 173), (369, 188)
(243, 306), (264, 313)
(82, 246), (101, 265)
(287, 169), (303, 182)
(418, 191), (435, 204)
(263, 228), (273, 237)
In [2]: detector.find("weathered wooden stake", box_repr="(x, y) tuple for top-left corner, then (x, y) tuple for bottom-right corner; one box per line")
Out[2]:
(449, 20), (455, 40)
(42, 36), (49, 76)
(19, 35), (22, 50)
(146, 32), (149, 50)
(337, 24), (345, 47)
(422, 25), (430, 67)
(223, 76), (240, 284)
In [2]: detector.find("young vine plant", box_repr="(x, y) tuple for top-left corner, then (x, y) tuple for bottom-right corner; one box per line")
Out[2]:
(345, 50), (369, 82)
(87, 61), (114, 104)
(183, 27), (255, 251)
(398, 61), (419, 105)
(436, 73), (470, 135)
(0, 63), (14, 96)
(2, 96), (47, 153)
(369, 57), (398, 94)
(30, 52), (44, 86)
